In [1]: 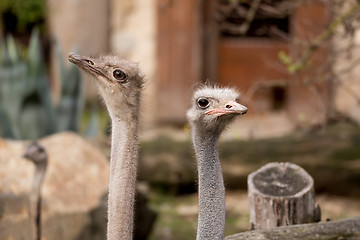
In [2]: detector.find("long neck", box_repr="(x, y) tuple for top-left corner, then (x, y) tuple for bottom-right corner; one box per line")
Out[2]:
(192, 128), (225, 240)
(30, 163), (47, 240)
(107, 114), (139, 240)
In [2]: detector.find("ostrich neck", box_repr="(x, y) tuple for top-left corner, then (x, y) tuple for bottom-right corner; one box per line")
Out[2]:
(193, 129), (225, 240)
(31, 163), (47, 240)
(107, 114), (139, 240)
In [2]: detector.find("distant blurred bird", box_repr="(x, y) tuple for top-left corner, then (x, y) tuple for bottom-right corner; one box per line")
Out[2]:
(187, 86), (247, 240)
(23, 142), (48, 240)
(69, 53), (144, 240)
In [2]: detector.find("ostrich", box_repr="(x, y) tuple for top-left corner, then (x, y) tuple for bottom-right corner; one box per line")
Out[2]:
(187, 86), (248, 240)
(68, 53), (144, 240)
(23, 142), (48, 240)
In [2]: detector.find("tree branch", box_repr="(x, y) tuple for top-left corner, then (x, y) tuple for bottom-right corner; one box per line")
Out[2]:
(281, 1), (360, 74)
(226, 217), (360, 240)
(238, 0), (262, 35)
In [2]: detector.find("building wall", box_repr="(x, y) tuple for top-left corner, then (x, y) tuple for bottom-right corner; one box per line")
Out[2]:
(46, 0), (360, 133)
(46, 0), (109, 99)
(110, 0), (157, 128)
(334, 30), (360, 124)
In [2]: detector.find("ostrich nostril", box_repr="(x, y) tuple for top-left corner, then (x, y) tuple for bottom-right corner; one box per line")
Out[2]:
(226, 105), (232, 109)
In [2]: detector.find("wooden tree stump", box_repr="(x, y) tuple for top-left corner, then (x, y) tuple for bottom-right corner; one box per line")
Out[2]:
(248, 162), (320, 230)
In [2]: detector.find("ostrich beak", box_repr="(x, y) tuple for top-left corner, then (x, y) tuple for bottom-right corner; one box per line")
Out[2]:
(68, 53), (111, 82)
(206, 101), (248, 116)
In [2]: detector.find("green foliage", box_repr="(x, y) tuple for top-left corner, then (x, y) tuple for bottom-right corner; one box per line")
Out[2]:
(0, 34), (29, 139)
(331, 145), (360, 161)
(0, 0), (46, 32)
(0, 28), (87, 140)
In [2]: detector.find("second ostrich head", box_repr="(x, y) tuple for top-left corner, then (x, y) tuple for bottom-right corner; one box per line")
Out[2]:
(68, 53), (144, 120)
(23, 142), (47, 166)
(23, 142), (47, 240)
(187, 86), (247, 240)
(187, 86), (248, 135)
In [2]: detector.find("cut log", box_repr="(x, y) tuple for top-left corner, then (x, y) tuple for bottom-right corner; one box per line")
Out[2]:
(225, 216), (360, 240)
(248, 162), (320, 230)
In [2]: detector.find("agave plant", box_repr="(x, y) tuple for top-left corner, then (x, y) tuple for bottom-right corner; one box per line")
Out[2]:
(0, 28), (92, 140)
(0, 34), (30, 139)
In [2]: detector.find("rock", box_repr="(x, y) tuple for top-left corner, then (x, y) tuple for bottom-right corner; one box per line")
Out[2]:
(0, 132), (109, 240)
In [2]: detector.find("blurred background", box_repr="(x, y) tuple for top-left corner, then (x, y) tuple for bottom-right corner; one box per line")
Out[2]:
(0, 0), (360, 239)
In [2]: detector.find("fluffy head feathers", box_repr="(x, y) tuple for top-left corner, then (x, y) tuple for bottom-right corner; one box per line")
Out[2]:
(187, 85), (247, 134)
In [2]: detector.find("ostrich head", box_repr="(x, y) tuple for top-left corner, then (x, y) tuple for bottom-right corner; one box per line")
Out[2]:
(68, 53), (144, 119)
(187, 86), (248, 135)
(23, 142), (47, 165)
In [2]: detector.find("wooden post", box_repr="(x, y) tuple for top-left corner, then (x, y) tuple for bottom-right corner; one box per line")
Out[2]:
(248, 162), (321, 230)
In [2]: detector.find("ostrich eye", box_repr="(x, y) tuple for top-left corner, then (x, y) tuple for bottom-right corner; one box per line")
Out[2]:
(113, 69), (127, 83)
(84, 59), (94, 65)
(197, 98), (210, 109)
